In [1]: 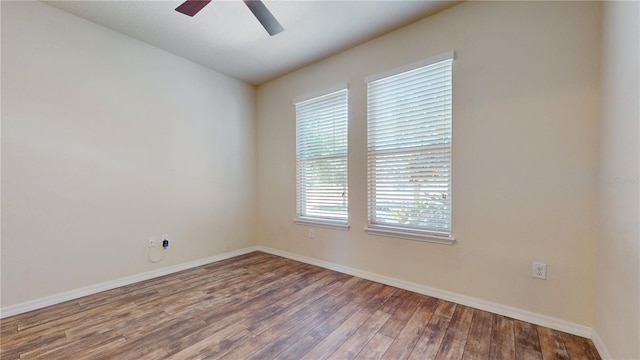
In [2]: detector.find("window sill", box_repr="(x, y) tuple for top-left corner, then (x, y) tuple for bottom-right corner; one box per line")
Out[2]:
(364, 226), (455, 245)
(294, 218), (350, 231)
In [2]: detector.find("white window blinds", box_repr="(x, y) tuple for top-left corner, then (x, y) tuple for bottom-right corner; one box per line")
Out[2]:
(366, 54), (453, 240)
(296, 88), (348, 224)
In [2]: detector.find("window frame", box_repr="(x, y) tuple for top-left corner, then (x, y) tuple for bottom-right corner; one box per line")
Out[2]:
(364, 52), (455, 245)
(294, 86), (350, 231)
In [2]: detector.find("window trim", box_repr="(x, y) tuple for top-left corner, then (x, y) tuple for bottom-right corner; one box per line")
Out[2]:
(294, 86), (349, 228)
(364, 51), (455, 83)
(294, 218), (350, 231)
(364, 226), (454, 245)
(365, 51), (455, 245)
(292, 83), (349, 105)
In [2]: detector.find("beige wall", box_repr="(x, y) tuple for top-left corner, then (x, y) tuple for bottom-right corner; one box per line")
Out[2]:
(597, 1), (640, 358)
(1, 1), (256, 307)
(256, 1), (601, 326)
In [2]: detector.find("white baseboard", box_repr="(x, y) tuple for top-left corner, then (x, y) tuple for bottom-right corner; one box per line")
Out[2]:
(591, 329), (613, 360)
(0, 246), (260, 319)
(1, 244), (605, 359)
(255, 246), (593, 338)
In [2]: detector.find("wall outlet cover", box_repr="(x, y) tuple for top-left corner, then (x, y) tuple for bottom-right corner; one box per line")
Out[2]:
(532, 262), (547, 279)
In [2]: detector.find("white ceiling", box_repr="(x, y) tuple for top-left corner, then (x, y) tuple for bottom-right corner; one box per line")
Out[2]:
(43, 0), (458, 85)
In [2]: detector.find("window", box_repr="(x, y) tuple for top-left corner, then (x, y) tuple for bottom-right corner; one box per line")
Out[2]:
(365, 52), (454, 244)
(295, 88), (349, 229)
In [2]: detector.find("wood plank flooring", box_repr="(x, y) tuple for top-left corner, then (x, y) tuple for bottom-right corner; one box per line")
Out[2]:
(0, 251), (601, 359)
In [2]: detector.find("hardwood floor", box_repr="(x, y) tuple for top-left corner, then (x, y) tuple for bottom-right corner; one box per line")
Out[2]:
(0, 251), (601, 360)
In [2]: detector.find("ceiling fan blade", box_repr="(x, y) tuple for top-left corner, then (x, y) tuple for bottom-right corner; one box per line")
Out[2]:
(243, 0), (284, 36)
(175, 0), (212, 17)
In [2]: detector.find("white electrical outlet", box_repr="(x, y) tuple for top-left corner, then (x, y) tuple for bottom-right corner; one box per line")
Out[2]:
(532, 262), (547, 279)
(308, 228), (315, 239)
(162, 234), (169, 241)
(148, 236), (157, 247)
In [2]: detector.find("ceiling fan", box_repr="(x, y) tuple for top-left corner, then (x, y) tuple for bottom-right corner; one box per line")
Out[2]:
(175, 0), (284, 36)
